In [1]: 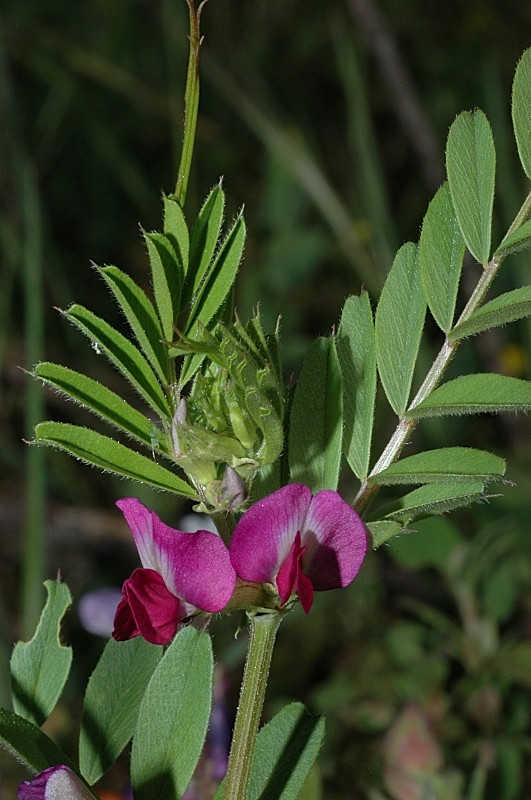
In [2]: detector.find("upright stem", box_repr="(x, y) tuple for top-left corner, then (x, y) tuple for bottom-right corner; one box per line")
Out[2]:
(224, 612), (281, 800)
(175, 0), (206, 205)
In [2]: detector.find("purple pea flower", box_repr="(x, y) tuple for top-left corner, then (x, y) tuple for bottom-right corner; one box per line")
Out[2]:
(113, 498), (236, 645)
(230, 484), (367, 613)
(18, 766), (94, 800)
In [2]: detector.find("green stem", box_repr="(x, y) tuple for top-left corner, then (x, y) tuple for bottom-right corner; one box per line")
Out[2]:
(175, 0), (205, 205)
(224, 612), (281, 800)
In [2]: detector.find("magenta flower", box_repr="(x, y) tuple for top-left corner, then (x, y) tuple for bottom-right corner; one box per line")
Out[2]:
(18, 766), (94, 800)
(229, 484), (367, 613)
(113, 499), (236, 645)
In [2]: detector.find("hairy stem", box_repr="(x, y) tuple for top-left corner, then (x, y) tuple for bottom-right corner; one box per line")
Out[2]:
(224, 612), (281, 800)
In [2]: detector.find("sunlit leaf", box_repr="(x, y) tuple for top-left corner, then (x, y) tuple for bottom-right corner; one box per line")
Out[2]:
(289, 337), (342, 492)
(407, 374), (531, 417)
(494, 219), (531, 258)
(337, 292), (376, 479)
(419, 182), (465, 332)
(185, 183), (225, 308)
(369, 447), (505, 485)
(144, 231), (181, 341)
(80, 637), (163, 785)
(97, 266), (168, 383)
(185, 213), (245, 335)
(380, 481), (487, 523)
(449, 286), (531, 341)
(375, 242), (425, 415)
(512, 47), (531, 179)
(446, 109), (496, 265)
(64, 305), (171, 419)
(35, 362), (169, 453)
(131, 627), (212, 800)
(34, 422), (197, 498)
(11, 581), (72, 727)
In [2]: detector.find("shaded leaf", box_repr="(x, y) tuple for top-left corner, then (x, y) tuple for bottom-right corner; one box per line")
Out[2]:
(64, 305), (170, 419)
(407, 374), (531, 418)
(375, 242), (426, 415)
(379, 481), (487, 523)
(11, 581), (72, 727)
(214, 703), (325, 800)
(449, 286), (531, 341)
(512, 47), (531, 179)
(369, 447), (505, 485)
(446, 110), (496, 264)
(337, 292), (377, 479)
(34, 422), (197, 498)
(419, 182), (465, 332)
(163, 194), (189, 276)
(289, 337), (342, 492)
(35, 362), (168, 453)
(97, 266), (168, 383)
(80, 637), (163, 785)
(0, 707), (74, 774)
(131, 627), (213, 800)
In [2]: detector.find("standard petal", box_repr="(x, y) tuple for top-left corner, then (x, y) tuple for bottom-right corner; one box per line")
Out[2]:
(113, 568), (181, 645)
(302, 490), (367, 591)
(230, 484), (312, 583)
(18, 766), (94, 800)
(116, 499), (236, 613)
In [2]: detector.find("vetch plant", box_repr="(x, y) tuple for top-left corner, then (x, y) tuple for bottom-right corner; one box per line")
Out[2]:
(2, 3), (531, 798)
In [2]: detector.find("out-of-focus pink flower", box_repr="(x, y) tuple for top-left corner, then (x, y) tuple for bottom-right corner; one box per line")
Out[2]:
(229, 484), (367, 613)
(113, 499), (236, 645)
(78, 588), (122, 637)
(18, 765), (94, 800)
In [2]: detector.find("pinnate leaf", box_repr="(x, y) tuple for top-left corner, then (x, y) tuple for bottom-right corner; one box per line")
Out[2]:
(337, 292), (377, 479)
(0, 707), (74, 774)
(185, 183), (225, 308)
(131, 627), (213, 800)
(495, 219), (531, 258)
(34, 362), (168, 453)
(367, 520), (405, 549)
(64, 305), (170, 419)
(407, 374), (531, 418)
(512, 47), (531, 179)
(163, 194), (189, 275)
(97, 265), (168, 383)
(380, 481), (487, 523)
(446, 109), (496, 265)
(144, 232), (181, 342)
(419, 182), (465, 332)
(80, 637), (163, 785)
(34, 422), (197, 498)
(449, 286), (531, 341)
(289, 337), (342, 492)
(375, 242), (426, 415)
(11, 580), (72, 727)
(369, 447), (505, 485)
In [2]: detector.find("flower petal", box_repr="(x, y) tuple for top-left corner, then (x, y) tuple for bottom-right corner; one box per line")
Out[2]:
(276, 531), (314, 613)
(18, 766), (94, 800)
(301, 490), (367, 590)
(116, 499), (236, 612)
(230, 484), (312, 583)
(113, 568), (181, 645)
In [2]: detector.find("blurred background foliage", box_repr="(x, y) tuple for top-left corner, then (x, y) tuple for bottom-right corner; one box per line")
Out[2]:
(1, 0), (531, 798)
